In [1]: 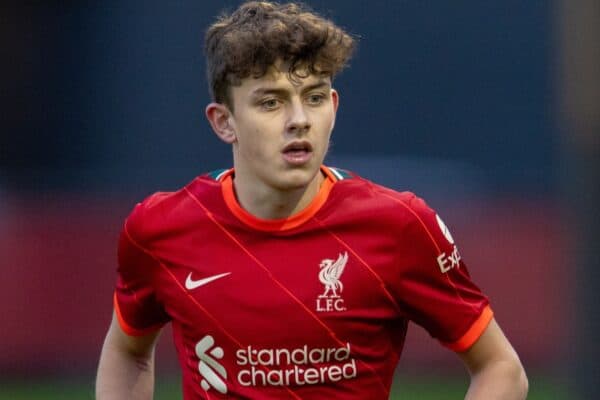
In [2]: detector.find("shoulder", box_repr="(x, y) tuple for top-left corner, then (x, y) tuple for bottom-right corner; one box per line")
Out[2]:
(124, 173), (222, 244)
(329, 168), (452, 245)
(330, 168), (434, 222)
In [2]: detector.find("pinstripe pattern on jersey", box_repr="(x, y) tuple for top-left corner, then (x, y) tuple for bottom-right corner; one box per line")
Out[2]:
(183, 186), (390, 398)
(374, 188), (480, 315)
(313, 216), (403, 315)
(122, 216), (304, 400)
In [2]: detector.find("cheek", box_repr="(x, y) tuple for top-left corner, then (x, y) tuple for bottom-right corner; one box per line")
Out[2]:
(237, 127), (274, 159)
(315, 107), (335, 127)
(315, 111), (335, 139)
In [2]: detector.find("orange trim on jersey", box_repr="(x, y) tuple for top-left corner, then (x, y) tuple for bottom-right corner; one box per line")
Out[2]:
(113, 292), (163, 337)
(443, 305), (494, 352)
(221, 166), (336, 232)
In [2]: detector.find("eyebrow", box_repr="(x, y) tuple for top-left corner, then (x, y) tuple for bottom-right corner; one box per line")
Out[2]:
(250, 81), (330, 99)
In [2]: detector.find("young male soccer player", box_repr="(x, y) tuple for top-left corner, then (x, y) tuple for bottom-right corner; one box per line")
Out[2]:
(96, 2), (528, 399)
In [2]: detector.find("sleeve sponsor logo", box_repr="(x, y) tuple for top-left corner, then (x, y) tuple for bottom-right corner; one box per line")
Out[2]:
(435, 214), (455, 245)
(437, 245), (462, 273)
(435, 214), (461, 273)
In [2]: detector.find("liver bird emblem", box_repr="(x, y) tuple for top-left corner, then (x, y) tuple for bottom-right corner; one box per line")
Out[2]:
(318, 252), (348, 298)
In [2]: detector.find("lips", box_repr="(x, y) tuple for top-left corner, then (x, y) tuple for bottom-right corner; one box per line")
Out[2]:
(282, 141), (313, 154)
(282, 141), (313, 165)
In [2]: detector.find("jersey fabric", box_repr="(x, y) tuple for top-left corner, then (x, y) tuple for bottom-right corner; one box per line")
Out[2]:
(114, 166), (492, 399)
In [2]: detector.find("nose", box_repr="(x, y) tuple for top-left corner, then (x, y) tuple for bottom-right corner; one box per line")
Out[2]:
(286, 100), (310, 135)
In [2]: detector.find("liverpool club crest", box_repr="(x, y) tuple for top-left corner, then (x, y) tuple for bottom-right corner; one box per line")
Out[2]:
(316, 252), (348, 312)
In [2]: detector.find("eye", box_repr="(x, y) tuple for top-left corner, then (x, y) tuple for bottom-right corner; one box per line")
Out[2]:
(260, 98), (280, 110)
(306, 93), (326, 106)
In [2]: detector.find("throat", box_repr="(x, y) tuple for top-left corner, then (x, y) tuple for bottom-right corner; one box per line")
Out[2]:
(233, 172), (325, 220)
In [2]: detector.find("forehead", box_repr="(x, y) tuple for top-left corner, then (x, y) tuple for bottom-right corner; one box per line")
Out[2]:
(233, 64), (332, 96)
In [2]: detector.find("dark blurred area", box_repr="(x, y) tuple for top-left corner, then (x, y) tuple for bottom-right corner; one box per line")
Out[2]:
(1, 1), (558, 194)
(0, 0), (597, 398)
(557, 0), (600, 398)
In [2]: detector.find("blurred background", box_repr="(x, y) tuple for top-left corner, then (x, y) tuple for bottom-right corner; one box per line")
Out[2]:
(1, 0), (598, 398)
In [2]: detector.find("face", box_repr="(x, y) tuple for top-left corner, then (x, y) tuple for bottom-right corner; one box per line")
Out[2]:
(209, 65), (339, 192)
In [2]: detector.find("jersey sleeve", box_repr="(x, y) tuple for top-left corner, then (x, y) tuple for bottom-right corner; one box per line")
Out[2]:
(114, 196), (171, 336)
(392, 195), (493, 352)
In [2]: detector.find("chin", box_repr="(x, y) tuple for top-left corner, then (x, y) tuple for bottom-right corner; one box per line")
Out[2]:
(274, 167), (319, 190)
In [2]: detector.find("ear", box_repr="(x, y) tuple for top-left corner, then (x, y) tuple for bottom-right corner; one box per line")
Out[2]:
(330, 89), (340, 130)
(205, 102), (237, 144)
(331, 88), (339, 113)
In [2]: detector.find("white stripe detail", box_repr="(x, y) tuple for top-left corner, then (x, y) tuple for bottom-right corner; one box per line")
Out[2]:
(329, 167), (344, 181)
(214, 169), (229, 181)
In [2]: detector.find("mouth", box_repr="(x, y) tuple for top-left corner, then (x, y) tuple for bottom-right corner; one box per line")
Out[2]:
(281, 141), (313, 165)
(283, 141), (313, 154)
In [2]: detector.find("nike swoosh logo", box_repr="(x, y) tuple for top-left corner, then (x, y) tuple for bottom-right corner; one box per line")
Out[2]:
(185, 272), (231, 290)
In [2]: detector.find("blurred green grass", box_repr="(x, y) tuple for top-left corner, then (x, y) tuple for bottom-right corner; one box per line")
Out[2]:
(0, 375), (568, 399)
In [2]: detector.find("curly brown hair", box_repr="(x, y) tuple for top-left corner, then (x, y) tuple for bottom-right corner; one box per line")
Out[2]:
(204, 1), (356, 109)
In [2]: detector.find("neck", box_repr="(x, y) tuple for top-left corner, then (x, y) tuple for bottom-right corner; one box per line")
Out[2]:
(232, 170), (325, 220)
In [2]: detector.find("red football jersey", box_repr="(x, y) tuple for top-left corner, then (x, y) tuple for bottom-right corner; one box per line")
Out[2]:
(114, 166), (492, 399)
